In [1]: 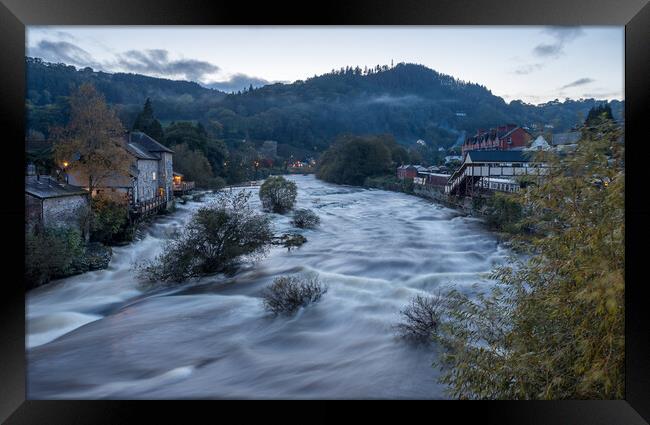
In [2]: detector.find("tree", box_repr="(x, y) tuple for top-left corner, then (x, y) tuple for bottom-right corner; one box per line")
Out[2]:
(435, 119), (624, 399)
(316, 135), (392, 185)
(137, 190), (273, 284)
(172, 143), (223, 189)
(259, 176), (298, 214)
(52, 83), (133, 201)
(132, 98), (164, 141)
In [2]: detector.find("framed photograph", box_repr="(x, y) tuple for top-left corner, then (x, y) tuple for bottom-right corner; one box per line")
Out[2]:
(1, 0), (649, 422)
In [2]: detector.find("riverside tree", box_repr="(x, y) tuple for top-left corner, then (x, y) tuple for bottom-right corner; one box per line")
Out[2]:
(137, 190), (273, 284)
(434, 117), (624, 399)
(53, 83), (133, 197)
(259, 176), (297, 213)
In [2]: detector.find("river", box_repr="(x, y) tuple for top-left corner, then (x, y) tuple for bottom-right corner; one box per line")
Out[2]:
(26, 174), (512, 399)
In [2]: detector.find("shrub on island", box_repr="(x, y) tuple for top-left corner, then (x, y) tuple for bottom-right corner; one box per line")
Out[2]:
(259, 176), (297, 214)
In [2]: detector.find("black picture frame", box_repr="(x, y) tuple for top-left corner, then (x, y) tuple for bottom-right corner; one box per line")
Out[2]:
(1, 0), (648, 422)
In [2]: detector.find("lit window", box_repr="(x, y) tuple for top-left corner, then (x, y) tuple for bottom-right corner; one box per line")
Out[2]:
(152, 172), (156, 180)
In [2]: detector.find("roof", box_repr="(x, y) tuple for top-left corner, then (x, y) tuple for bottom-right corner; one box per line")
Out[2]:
(465, 150), (533, 163)
(128, 132), (173, 153)
(173, 171), (184, 177)
(26, 176), (88, 199)
(125, 142), (158, 160)
(552, 132), (581, 146)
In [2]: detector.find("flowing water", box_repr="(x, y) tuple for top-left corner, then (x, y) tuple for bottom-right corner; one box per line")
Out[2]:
(26, 175), (513, 399)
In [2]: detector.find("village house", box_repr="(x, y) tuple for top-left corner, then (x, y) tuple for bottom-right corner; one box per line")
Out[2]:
(525, 135), (552, 151)
(461, 124), (533, 156)
(66, 131), (175, 214)
(396, 164), (421, 180)
(551, 131), (581, 152)
(25, 164), (89, 234)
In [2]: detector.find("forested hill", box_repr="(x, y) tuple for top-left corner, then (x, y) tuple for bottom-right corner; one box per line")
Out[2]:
(26, 57), (226, 135)
(27, 58), (623, 153)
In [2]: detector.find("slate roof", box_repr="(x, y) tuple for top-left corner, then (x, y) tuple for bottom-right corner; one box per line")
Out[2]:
(552, 132), (581, 146)
(25, 176), (88, 199)
(128, 131), (173, 153)
(466, 150), (533, 163)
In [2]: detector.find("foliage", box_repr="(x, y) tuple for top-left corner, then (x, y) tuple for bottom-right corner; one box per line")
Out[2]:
(90, 194), (131, 244)
(164, 121), (229, 179)
(291, 209), (320, 229)
(483, 192), (523, 234)
(434, 119), (624, 399)
(259, 176), (298, 213)
(261, 275), (327, 315)
(27, 58), (624, 154)
(364, 175), (414, 194)
(316, 135), (393, 185)
(132, 98), (164, 141)
(25, 226), (85, 288)
(395, 294), (444, 344)
(172, 143), (223, 189)
(136, 190), (273, 284)
(52, 83), (134, 195)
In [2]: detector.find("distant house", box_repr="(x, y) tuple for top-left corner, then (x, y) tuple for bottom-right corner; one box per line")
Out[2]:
(461, 124), (533, 156)
(551, 131), (581, 151)
(25, 165), (89, 233)
(525, 135), (552, 151)
(66, 131), (174, 212)
(444, 155), (463, 164)
(414, 171), (451, 188)
(396, 165), (419, 180)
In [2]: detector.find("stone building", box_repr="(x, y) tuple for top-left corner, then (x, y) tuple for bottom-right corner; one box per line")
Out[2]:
(66, 131), (174, 212)
(25, 170), (89, 234)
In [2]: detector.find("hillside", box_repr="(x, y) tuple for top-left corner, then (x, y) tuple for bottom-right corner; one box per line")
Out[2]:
(26, 58), (623, 154)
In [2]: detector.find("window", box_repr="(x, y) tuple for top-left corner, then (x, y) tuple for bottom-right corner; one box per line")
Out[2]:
(152, 171), (156, 181)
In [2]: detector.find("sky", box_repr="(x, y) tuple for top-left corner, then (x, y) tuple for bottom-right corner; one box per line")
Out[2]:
(26, 26), (624, 104)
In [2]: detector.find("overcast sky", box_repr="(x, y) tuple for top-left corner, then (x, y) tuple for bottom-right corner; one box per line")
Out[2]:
(26, 26), (623, 104)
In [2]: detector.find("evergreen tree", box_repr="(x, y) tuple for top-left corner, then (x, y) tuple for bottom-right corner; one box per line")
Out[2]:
(132, 98), (164, 141)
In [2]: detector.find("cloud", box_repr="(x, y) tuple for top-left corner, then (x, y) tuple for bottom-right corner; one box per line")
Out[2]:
(513, 63), (545, 75)
(204, 73), (272, 92)
(29, 40), (102, 69)
(116, 49), (220, 82)
(560, 77), (595, 89)
(533, 26), (585, 58)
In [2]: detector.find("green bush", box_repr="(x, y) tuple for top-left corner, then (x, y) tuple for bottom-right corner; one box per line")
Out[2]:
(261, 275), (327, 315)
(90, 195), (131, 244)
(137, 190), (273, 284)
(25, 226), (85, 288)
(484, 192), (523, 234)
(291, 208), (320, 229)
(259, 176), (297, 213)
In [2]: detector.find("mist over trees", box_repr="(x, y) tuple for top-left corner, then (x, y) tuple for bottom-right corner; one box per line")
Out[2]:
(27, 58), (624, 155)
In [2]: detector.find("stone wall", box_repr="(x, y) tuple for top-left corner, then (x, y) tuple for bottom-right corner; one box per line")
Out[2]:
(42, 194), (89, 231)
(136, 159), (160, 202)
(159, 152), (173, 201)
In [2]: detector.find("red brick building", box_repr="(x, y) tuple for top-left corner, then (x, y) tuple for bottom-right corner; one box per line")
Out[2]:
(396, 165), (419, 180)
(461, 124), (533, 156)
